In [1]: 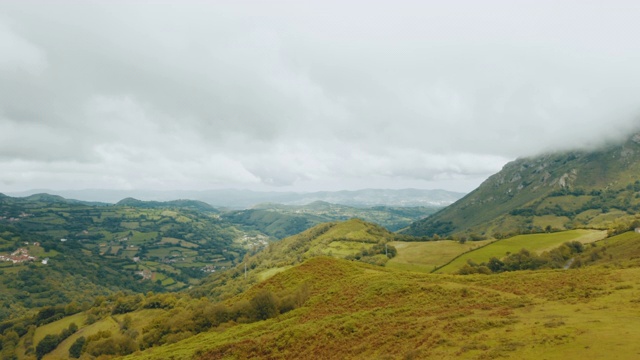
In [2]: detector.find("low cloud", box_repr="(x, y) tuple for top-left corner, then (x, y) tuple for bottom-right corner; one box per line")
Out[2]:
(1, 1), (639, 193)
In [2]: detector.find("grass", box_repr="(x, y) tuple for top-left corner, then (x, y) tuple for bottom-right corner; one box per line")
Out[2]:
(532, 215), (570, 229)
(43, 309), (165, 360)
(589, 210), (631, 227)
(161, 237), (200, 248)
(119, 257), (640, 360)
(320, 240), (375, 257)
(129, 231), (158, 244)
(313, 220), (387, 244)
(387, 239), (493, 273)
(436, 230), (607, 274)
(18, 231), (640, 360)
(578, 231), (640, 268)
(33, 312), (86, 348)
(257, 266), (293, 281)
(146, 247), (198, 258)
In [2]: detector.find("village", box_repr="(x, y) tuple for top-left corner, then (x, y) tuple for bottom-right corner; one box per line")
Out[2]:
(0, 245), (38, 264)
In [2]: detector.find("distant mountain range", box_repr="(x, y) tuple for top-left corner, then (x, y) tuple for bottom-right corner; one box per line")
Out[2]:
(5, 188), (465, 209)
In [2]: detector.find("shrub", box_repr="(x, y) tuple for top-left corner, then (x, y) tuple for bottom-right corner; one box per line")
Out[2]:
(251, 289), (279, 321)
(69, 337), (85, 358)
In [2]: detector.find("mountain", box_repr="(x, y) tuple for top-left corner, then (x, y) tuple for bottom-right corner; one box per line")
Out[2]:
(404, 134), (640, 238)
(116, 198), (217, 212)
(6, 188), (465, 209)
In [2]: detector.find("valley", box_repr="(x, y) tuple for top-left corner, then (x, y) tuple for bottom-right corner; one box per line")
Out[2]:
(4, 134), (640, 359)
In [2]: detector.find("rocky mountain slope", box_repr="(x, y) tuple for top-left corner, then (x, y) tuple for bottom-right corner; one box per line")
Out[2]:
(404, 134), (640, 238)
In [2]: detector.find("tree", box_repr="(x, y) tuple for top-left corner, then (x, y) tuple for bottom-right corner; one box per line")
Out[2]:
(69, 336), (86, 358)
(250, 289), (278, 320)
(487, 257), (504, 273)
(35, 334), (59, 360)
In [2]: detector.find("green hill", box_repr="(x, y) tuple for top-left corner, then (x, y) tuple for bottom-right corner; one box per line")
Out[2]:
(191, 219), (400, 301)
(404, 133), (640, 238)
(0, 194), (252, 322)
(435, 229), (607, 274)
(24, 254), (637, 360)
(10, 228), (640, 359)
(221, 202), (439, 238)
(116, 198), (217, 213)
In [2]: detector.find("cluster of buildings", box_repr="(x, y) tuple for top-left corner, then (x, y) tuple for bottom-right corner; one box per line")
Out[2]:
(0, 213), (31, 222)
(0, 248), (36, 264)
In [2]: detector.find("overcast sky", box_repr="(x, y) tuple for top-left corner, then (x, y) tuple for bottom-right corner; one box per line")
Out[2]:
(1, 1), (639, 193)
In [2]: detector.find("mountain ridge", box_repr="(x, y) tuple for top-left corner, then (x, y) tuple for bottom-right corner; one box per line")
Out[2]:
(5, 188), (465, 209)
(404, 133), (640, 238)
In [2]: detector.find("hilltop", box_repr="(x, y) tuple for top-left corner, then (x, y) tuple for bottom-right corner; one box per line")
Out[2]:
(404, 133), (640, 238)
(191, 218), (401, 301)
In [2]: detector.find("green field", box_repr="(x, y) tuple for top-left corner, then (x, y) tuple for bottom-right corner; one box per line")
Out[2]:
(436, 229), (607, 274)
(319, 240), (376, 257)
(387, 239), (493, 273)
(32, 312), (86, 348)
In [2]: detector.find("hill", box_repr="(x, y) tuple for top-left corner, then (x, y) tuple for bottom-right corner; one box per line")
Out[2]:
(116, 198), (217, 213)
(131, 258), (640, 360)
(0, 194), (253, 321)
(434, 229), (607, 274)
(221, 201), (438, 238)
(9, 227), (640, 359)
(21, 252), (639, 360)
(191, 219), (401, 301)
(404, 133), (640, 238)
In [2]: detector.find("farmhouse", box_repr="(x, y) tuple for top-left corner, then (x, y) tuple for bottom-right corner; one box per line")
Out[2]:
(135, 269), (153, 280)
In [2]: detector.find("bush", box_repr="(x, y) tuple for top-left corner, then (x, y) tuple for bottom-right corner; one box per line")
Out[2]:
(69, 336), (85, 358)
(35, 334), (59, 360)
(251, 289), (279, 321)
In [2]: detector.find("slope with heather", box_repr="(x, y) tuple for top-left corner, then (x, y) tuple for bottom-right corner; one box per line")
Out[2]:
(121, 256), (640, 360)
(10, 229), (640, 359)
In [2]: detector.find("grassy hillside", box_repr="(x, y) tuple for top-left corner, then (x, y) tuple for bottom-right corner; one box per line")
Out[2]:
(10, 228), (640, 359)
(112, 256), (640, 360)
(387, 239), (493, 273)
(435, 230), (606, 274)
(572, 231), (640, 268)
(191, 219), (401, 301)
(404, 134), (640, 238)
(0, 194), (252, 321)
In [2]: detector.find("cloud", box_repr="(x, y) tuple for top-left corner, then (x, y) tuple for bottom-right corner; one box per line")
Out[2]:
(1, 1), (640, 192)
(0, 21), (47, 74)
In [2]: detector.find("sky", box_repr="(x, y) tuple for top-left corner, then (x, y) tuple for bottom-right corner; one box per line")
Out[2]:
(1, 1), (640, 193)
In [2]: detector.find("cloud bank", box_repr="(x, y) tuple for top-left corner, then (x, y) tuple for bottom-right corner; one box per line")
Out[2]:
(1, 1), (639, 192)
